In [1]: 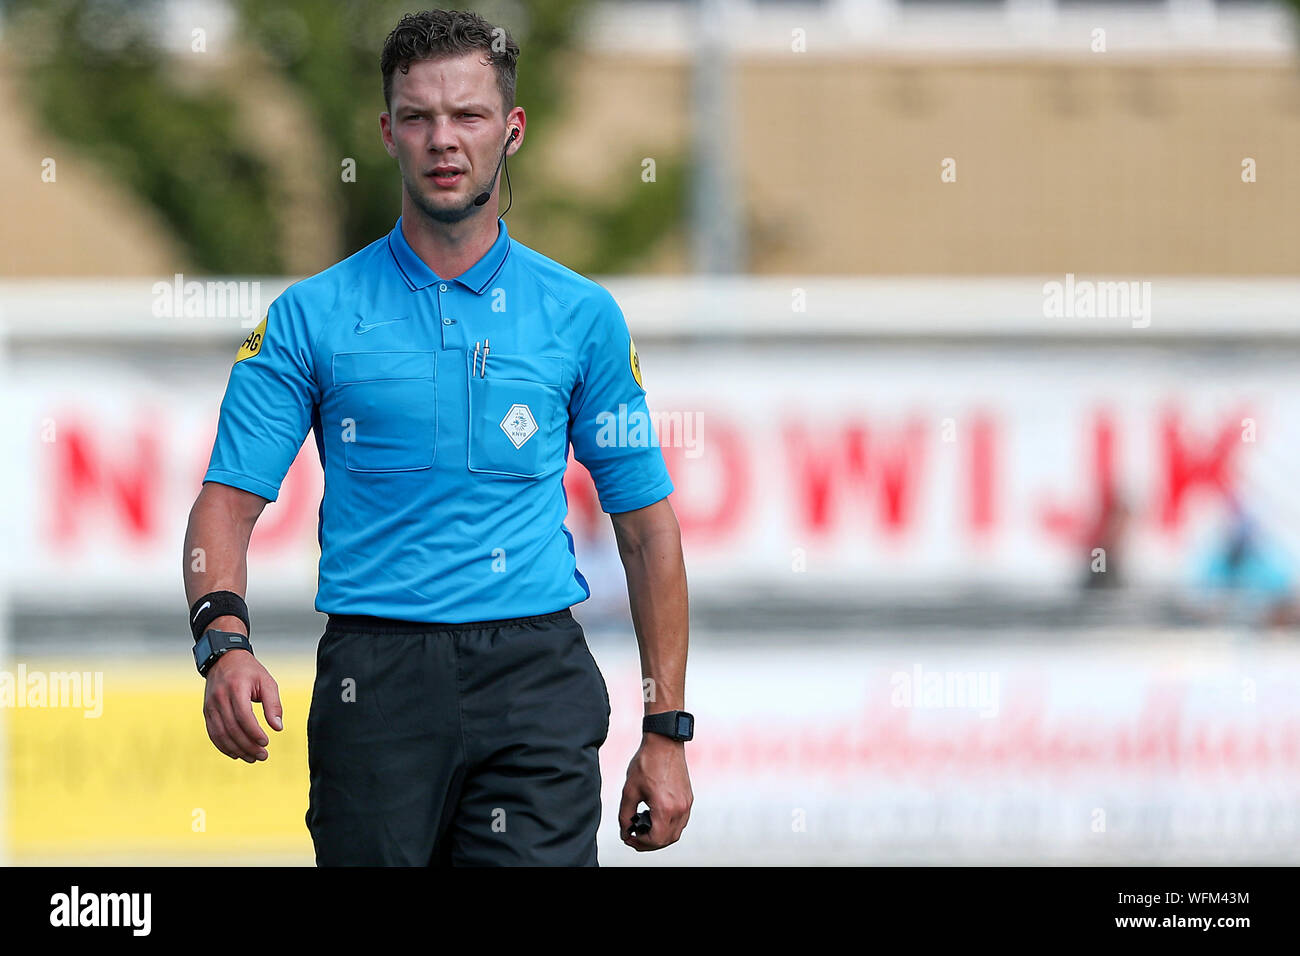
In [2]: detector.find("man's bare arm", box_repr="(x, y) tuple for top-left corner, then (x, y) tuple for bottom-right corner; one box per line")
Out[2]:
(183, 481), (283, 762)
(610, 497), (688, 715)
(609, 496), (692, 850)
(183, 481), (266, 635)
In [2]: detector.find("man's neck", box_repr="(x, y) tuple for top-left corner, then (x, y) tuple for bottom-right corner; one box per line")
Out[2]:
(401, 197), (499, 280)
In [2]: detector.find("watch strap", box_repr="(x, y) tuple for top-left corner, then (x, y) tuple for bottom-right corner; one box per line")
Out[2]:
(643, 710), (694, 741)
(194, 629), (254, 677)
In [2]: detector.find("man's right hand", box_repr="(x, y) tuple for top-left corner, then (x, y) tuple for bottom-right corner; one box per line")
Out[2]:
(202, 649), (283, 762)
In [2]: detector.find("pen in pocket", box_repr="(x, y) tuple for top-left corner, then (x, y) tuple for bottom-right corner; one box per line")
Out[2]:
(471, 339), (490, 377)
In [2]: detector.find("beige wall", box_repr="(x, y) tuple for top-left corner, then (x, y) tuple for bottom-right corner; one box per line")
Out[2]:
(559, 53), (1300, 275)
(738, 56), (1300, 274)
(5, 50), (1299, 277)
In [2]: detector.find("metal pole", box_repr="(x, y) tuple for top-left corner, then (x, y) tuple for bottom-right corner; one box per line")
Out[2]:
(690, 0), (746, 274)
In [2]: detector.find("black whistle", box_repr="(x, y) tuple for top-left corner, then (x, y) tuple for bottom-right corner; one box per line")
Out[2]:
(629, 809), (652, 837)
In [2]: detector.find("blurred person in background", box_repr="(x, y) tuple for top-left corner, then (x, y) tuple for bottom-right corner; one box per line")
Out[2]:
(1190, 498), (1299, 631)
(1081, 490), (1132, 592)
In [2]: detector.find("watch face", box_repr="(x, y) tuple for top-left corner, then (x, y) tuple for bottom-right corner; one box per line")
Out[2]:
(676, 714), (693, 739)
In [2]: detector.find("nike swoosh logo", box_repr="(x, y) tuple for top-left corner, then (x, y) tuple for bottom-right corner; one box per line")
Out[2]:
(355, 316), (409, 334)
(191, 600), (211, 623)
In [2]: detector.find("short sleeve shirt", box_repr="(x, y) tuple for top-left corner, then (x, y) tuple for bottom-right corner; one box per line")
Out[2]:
(203, 217), (673, 622)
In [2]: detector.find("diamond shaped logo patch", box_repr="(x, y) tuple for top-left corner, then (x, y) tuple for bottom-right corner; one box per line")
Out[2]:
(500, 403), (538, 449)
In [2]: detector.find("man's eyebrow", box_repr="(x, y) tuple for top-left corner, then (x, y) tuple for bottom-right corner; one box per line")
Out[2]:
(394, 101), (494, 116)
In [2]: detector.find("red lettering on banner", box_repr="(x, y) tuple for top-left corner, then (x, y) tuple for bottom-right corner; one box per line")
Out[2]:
(875, 419), (927, 534)
(785, 423), (868, 534)
(1039, 409), (1118, 546)
(967, 412), (997, 537)
(785, 419), (926, 536)
(1157, 407), (1244, 531)
(47, 413), (161, 547)
(658, 676), (1300, 777)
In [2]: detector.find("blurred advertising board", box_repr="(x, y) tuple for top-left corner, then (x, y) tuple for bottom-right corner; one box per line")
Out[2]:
(3, 338), (1296, 604)
(6, 636), (1298, 864)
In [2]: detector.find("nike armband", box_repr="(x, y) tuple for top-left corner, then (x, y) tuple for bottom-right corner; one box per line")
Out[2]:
(189, 590), (251, 642)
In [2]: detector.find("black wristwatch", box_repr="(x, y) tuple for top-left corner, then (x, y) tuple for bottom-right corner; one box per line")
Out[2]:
(194, 629), (254, 677)
(643, 710), (694, 742)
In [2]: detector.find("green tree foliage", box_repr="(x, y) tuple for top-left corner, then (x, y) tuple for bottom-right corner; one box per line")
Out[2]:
(3, 0), (684, 275)
(3, 0), (282, 272)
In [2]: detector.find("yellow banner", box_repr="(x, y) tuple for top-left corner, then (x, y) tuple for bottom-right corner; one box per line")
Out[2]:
(5, 656), (317, 864)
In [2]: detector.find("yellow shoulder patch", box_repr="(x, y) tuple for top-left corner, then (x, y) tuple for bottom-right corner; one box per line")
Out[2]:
(629, 335), (643, 388)
(235, 317), (267, 363)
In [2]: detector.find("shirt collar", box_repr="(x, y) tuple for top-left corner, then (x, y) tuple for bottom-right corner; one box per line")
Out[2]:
(387, 215), (511, 295)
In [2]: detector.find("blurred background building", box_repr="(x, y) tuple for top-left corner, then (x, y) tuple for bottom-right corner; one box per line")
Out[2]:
(2, 0), (1300, 865)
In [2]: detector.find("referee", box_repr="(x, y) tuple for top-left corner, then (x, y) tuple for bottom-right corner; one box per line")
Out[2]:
(182, 8), (692, 866)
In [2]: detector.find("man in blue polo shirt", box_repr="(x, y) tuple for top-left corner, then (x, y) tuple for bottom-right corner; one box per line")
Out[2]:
(181, 9), (693, 866)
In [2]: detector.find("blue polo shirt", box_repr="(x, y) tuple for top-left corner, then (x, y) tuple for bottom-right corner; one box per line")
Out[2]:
(203, 217), (674, 623)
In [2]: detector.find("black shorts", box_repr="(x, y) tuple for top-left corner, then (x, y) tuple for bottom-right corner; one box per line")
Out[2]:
(304, 606), (610, 866)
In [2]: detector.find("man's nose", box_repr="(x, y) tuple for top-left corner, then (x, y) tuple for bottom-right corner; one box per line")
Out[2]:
(426, 117), (459, 152)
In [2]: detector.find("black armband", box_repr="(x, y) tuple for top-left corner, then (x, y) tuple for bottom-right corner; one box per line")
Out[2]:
(189, 590), (250, 642)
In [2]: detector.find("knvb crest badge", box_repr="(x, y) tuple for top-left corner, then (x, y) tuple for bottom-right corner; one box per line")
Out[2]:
(500, 403), (538, 449)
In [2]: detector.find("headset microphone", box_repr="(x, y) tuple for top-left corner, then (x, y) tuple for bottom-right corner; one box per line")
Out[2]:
(473, 128), (518, 208)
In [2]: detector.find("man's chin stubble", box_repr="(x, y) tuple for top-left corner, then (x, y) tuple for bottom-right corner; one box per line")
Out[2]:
(407, 175), (485, 225)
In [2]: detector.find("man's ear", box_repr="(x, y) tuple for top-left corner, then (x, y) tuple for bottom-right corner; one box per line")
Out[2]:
(505, 107), (526, 154)
(379, 113), (398, 158)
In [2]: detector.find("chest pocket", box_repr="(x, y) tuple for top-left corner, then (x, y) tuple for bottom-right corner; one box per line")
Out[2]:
(467, 351), (565, 478)
(333, 350), (437, 472)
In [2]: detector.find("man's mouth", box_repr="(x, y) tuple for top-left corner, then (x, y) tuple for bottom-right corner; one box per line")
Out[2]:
(429, 167), (464, 188)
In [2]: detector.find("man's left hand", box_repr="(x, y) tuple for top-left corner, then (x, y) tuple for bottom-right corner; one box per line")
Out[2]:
(619, 733), (693, 851)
